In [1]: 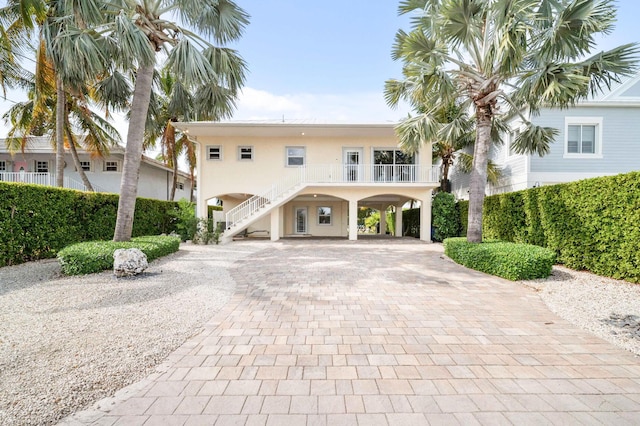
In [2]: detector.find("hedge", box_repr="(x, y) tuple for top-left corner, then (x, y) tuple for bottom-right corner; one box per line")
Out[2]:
(443, 237), (556, 280)
(457, 171), (640, 282)
(0, 182), (179, 267)
(57, 235), (180, 275)
(432, 192), (460, 242)
(402, 207), (420, 238)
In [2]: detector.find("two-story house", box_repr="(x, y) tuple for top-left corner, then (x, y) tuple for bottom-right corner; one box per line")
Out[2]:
(451, 73), (640, 199)
(0, 136), (193, 201)
(174, 123), (439, 243)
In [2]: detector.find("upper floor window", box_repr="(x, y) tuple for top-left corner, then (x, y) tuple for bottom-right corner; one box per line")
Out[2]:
(78, 161), (91, 172)
(104, 161), (119, 172)
(564, 117), (603, 158)
(207, 145), (222, 160)
(286, 146), (305, 166)
(36, 161), (49, 173)
(0, 160), (6, 171)
(238, 146), (253, 161)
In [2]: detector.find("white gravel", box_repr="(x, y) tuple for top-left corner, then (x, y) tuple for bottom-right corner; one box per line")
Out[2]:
(0, 242), (265, 426)
(522, 265), (640, 357)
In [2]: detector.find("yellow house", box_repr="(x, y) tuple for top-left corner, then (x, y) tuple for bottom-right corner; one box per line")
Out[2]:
(174, 122), (438, 243)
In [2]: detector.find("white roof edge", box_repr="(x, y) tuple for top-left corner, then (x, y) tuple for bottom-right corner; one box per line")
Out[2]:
(174, 121), (397, 129)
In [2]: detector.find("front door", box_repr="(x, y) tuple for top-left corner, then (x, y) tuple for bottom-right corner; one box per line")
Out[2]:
(295, 207), (307, 234)
(343, 148), (363, 182)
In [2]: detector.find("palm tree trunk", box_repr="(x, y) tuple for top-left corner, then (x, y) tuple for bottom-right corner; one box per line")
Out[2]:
(113, 63), (155, 241)
(467, 106), (492, 243)
(169, 155), (178, 201)
(64, 127), (94, 192)
(55, 77), (65, 187)
(441, 161), (451, 192)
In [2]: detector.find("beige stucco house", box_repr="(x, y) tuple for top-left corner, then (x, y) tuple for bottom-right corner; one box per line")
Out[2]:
(174, 122), (438, 243)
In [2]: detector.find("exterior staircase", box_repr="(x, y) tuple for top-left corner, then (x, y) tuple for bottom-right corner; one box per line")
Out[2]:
(221, 164), (439, 243)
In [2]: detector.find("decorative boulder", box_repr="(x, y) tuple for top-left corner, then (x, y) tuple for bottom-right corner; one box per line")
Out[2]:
(113, 248), (148, 277)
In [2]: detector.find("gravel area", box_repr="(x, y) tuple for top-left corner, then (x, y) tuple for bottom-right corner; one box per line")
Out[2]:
(0, 242), (266, 426)
(523, 265), (640, 357)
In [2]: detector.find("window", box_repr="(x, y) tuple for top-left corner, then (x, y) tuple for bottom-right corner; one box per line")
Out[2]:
(286, 147), (305, 166)
(78, 161), (91, 172)
(36, 161), (49, 173)
(373, 148), (415, 181)
(207, 145), (222, 160)
(238, 146), (253, 160)
(318, 207), (332, 225)
(0, 160), (6, 171)
(104, 161), (119, 172)
(564, 117), (602, 158)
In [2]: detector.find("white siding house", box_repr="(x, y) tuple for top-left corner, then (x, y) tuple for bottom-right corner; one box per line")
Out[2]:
(0, 136), (192, 201)
(452, 73), (640, 199)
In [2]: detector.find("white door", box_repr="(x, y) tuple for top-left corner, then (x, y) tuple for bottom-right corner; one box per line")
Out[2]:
(295, 207), (307, 234)
(343, 148), (363, 182)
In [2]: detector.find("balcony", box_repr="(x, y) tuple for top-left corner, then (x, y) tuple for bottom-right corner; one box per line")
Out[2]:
(298, 164), (439, 185)
(0, 172), (106, 192)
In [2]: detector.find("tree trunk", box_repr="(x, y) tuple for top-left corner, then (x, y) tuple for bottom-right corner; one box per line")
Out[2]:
(169, 154), (178, 201)
(467, 106), (492, 243)
(55, 77), (65, 187)
(441, 161), (451, 192)
(113, 63), (155, 241)
(65, 127), (94, 192)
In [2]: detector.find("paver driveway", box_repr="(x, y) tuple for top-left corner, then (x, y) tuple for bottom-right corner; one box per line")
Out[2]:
(67, 239), (640, 425)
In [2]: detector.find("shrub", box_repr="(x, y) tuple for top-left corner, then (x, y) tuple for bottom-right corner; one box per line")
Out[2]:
(170, 198), (198, 241)
(57, 235), (180, 275)
(0, 182), (178, 267)
(443, 237), (556, 281)
(432, 192), (460, 242)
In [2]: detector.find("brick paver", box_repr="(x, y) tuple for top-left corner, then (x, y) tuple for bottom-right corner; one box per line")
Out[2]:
(63, 239), (640, 425)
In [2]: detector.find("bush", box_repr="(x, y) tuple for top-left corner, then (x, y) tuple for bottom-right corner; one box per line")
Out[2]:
(57, 235), (180, 275)
(456, 171), (640, 282)
(443, 237), (556, 281)
(402, 207), (420, 238)
(432, 192), (460, 242)
(170, 199), (198, 241)
(0, 182), (179, 267)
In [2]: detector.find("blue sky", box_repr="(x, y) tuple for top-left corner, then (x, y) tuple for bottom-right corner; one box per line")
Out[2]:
(1, 0), (639, 135)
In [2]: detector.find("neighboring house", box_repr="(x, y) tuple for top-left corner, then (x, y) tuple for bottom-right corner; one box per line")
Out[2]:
(0, 136), (192, 201)
(452, 73), (640, 199)
(173, 123), (439, 242)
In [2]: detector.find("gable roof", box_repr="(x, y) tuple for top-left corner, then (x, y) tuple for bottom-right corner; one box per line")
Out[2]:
(584, 72), (640, 105)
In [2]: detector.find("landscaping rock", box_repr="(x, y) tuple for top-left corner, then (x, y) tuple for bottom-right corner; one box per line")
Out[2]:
(113, 248), (148, 277)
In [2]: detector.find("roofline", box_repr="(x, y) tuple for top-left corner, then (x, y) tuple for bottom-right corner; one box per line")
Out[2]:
(174, 122), (397, 130)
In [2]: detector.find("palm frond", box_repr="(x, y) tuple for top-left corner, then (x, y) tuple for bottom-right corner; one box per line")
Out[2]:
(511, 124), (558, 156)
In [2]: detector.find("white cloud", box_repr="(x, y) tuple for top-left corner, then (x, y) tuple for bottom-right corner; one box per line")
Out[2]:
(232, 87), (410, 124)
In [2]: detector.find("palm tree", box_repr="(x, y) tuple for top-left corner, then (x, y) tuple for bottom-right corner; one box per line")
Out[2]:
(49, 0), (249, 241)
(385, 0), (638, 242)
(145, 66), (245, 201)
(3, 55), (122, 191)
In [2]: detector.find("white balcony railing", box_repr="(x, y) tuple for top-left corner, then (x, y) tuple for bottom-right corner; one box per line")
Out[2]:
(0, 172), (106, 192)
(225, 164), (438, 230)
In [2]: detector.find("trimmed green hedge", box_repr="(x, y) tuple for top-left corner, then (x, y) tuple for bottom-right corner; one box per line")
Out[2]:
(432, 192), (460, 242)
(0, 182), (179, 267)
(443, 237), (556, 280)
(456, 171), (640, 282)
(57, 235), (181, 275)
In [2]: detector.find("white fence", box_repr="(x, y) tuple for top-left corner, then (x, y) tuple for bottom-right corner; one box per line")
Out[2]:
(0, 172), (106, 192)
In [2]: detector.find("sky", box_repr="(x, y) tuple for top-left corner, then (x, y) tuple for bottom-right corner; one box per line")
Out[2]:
(1, 0), (640, 138)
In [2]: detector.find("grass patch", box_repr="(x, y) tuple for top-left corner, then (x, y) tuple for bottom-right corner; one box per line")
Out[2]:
(443, 237), (556, 281)
(57, 235), (181, 276)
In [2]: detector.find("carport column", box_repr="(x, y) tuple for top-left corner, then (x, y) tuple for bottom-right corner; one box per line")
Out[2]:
(270, 206), (280, 241)
(395, 205), (403, 237)
(420, 190), (433, 242)
(348, 199), (358, 240)
(379, 205), (387, 235)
